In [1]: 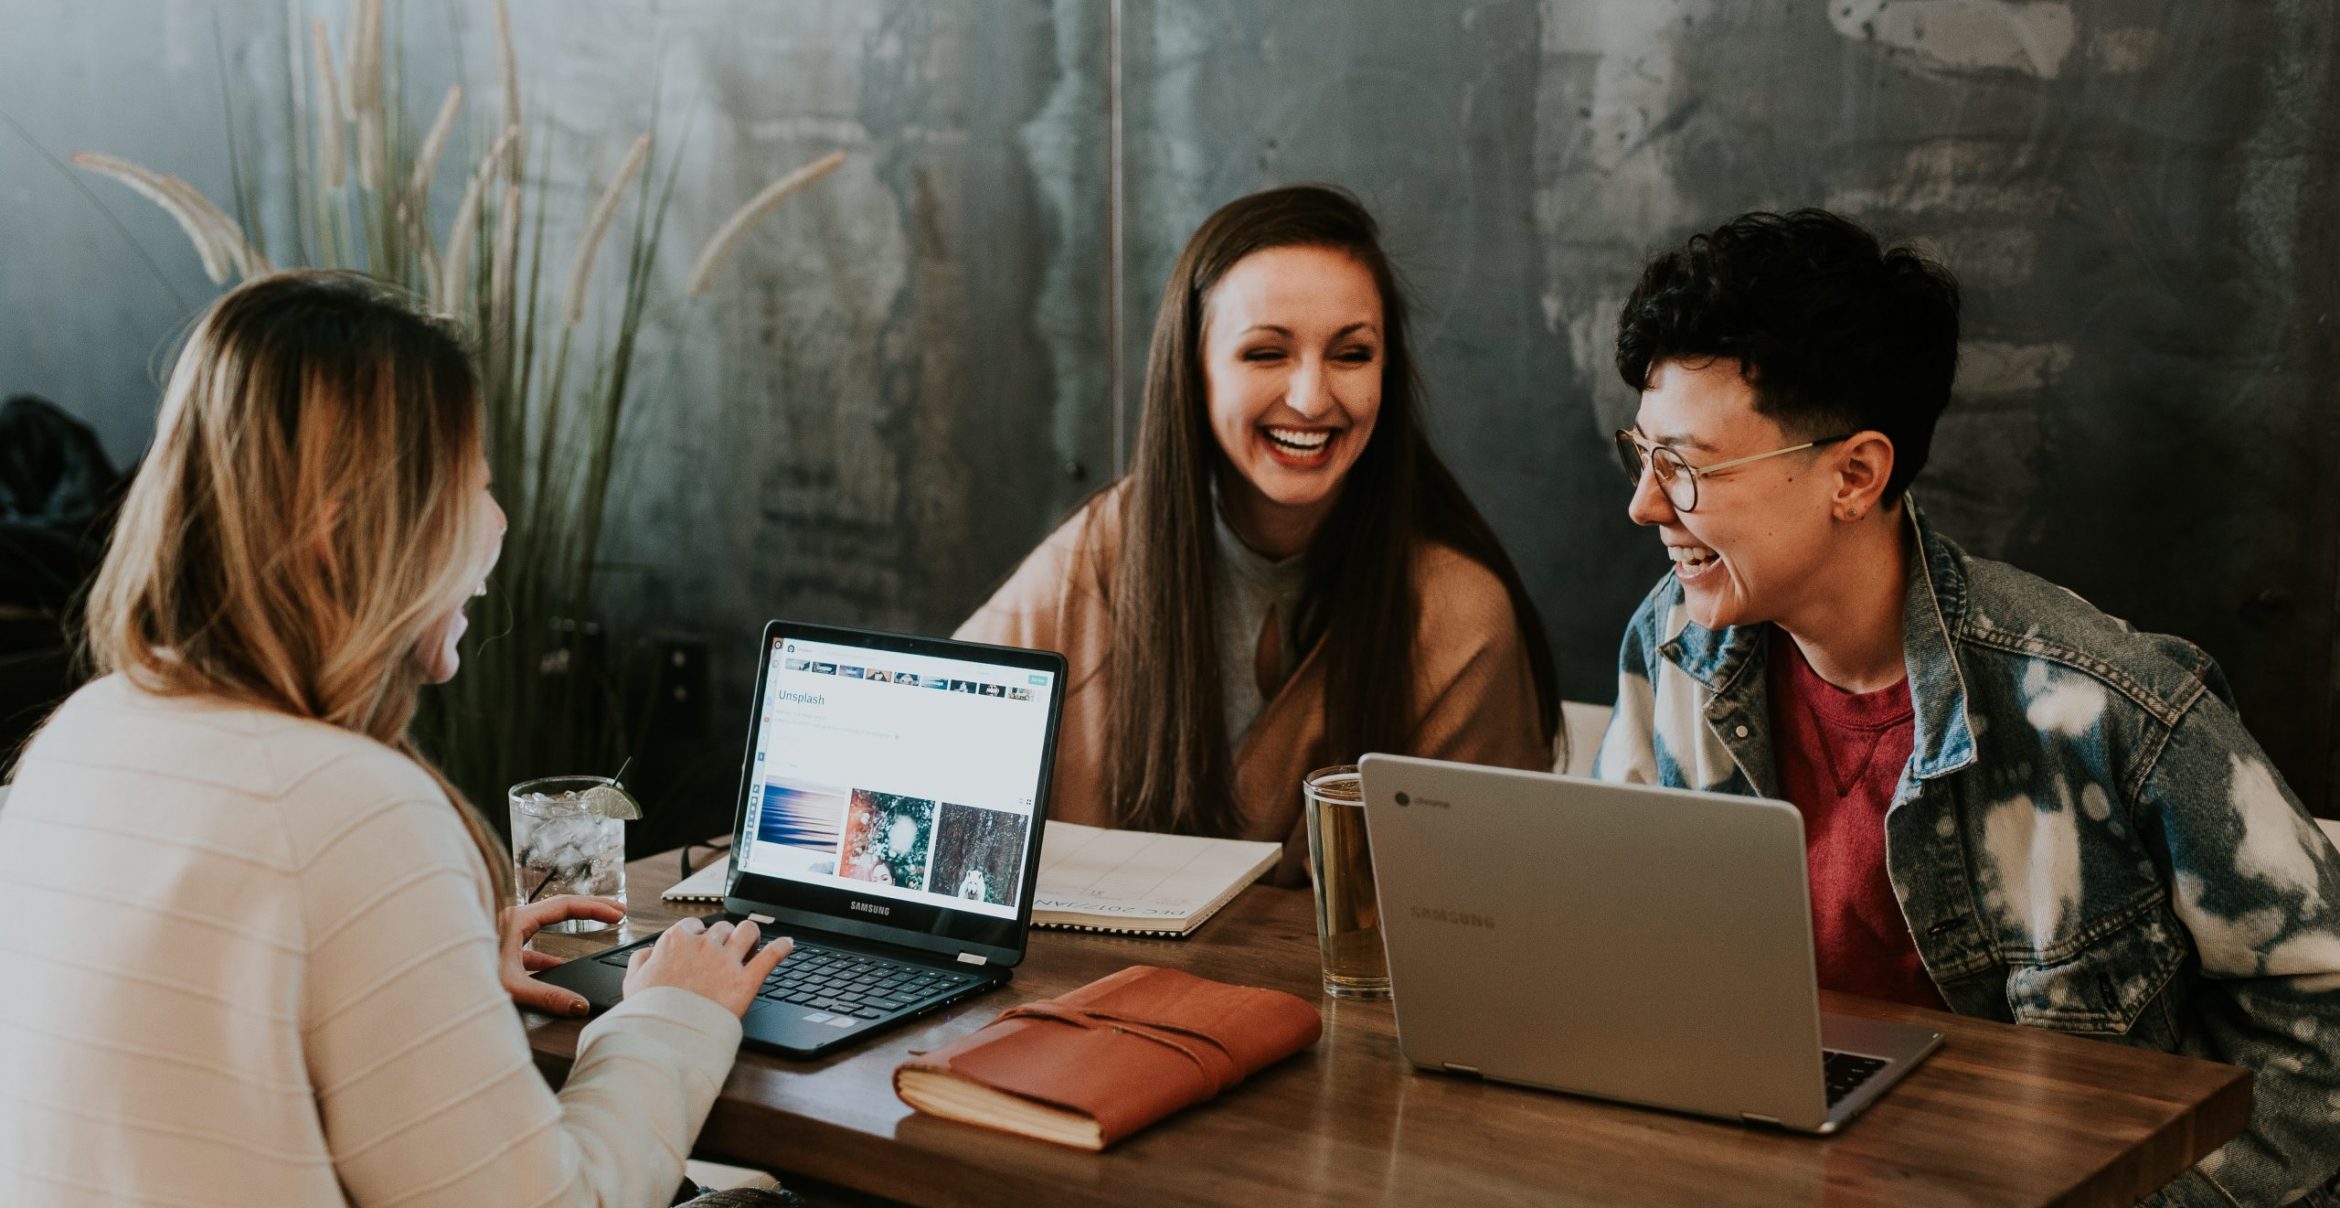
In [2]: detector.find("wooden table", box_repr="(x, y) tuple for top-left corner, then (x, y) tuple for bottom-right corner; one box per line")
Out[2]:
(523, 849), (2251, 1207)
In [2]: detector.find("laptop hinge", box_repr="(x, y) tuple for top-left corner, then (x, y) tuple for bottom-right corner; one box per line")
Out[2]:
(748, 913), (775, 925)
(956, 952), (988, 966)
(1442, 1062), (1481, 1077)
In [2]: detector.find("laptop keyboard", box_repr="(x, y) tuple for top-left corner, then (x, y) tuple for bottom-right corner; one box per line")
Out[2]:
(595, 934), (980, 1021)
(1822, 1050), (1889, 1106)
(752, 941), (981, 1018)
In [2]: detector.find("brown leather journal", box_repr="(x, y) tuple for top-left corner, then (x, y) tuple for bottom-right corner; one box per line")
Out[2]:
(893, 965), (1322, 1150)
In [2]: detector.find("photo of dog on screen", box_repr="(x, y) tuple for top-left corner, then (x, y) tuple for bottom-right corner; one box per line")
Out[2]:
(927, 803), (1030, 908)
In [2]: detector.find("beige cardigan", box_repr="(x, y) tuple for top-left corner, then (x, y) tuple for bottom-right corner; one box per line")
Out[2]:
(0, 676), (741, 1207)
(957, 486), (1551, 886)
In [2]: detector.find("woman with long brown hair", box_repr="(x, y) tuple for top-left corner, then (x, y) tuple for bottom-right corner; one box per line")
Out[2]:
(0, 272), (790, 1206)
(959, 185), (1559, 884)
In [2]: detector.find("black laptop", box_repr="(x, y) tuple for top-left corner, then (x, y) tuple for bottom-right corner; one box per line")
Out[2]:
(536, 620), (1066, 1057)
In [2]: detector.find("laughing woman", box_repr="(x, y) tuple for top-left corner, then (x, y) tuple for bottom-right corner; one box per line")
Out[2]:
(957, 185), (1559, 884)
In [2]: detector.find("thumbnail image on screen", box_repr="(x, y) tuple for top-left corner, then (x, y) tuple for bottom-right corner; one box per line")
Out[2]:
(839, 789), (934, 891)
(929, 802), (1031, 907)
(755, 779), (847, 873)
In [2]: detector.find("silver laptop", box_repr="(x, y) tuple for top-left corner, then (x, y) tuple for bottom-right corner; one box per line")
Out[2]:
(1358, 754), (1941, 1133)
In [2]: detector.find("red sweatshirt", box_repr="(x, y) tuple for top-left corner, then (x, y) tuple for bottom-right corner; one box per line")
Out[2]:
(1766, 627), (1946, 1011)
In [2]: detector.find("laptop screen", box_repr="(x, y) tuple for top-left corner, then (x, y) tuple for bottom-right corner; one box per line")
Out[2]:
(726, 623), (1064, 961)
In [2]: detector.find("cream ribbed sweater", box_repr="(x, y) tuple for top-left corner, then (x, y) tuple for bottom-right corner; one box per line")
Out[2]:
(0, 675), (741, 1206)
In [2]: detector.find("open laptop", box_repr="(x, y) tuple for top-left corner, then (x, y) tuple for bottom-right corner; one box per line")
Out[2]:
(538, 620), (1066, 1057)
(1357, 754), (1942, 1133)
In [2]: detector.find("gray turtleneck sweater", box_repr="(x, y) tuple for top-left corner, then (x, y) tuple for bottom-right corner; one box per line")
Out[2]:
(1212, 508), (1311, 748)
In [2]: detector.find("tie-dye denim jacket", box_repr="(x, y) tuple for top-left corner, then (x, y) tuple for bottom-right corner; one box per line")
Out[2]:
(1592, 504), (2340, 1207)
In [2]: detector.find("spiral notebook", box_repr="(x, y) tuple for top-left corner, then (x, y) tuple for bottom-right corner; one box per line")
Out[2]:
(667, 823), (1280, 938)
(1029, 821), (1280, 939)
(663, 856), (734, 903)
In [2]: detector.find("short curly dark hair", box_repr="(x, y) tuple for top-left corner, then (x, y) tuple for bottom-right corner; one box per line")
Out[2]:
(1615, 209), (1960, 505)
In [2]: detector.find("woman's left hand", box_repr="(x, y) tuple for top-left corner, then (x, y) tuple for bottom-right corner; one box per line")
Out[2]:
(501, 894), (626, 1016)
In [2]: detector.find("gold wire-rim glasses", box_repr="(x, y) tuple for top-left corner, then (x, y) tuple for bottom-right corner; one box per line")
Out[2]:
(1613, 428), (1852, 513)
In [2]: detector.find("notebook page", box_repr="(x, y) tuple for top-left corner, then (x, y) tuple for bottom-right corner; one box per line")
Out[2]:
(661, 855), (732, 902)
(1034, 821), (1279, 925)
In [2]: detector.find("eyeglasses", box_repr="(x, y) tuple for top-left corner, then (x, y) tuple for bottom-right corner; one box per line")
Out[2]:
(1613, 428), (1852, 513)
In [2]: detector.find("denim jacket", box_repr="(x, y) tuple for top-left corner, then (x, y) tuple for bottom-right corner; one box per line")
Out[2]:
(1593, 503), (2340, 1207)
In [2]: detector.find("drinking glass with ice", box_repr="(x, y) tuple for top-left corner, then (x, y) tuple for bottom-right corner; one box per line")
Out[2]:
(509, 775), (640, 934)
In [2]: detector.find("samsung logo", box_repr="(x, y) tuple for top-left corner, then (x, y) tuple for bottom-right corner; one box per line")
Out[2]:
(1393, 791), (1451, 810)
(1411, 906), (1495, 929)
(850, 901), (890, 917)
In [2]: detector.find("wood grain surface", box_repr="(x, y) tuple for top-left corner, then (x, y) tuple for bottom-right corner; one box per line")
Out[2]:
(522, 848), (2251, 1207)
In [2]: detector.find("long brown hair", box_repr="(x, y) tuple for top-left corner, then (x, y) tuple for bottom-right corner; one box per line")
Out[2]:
(1105, 185), (1559, 836)
(83, 270), (512, 906)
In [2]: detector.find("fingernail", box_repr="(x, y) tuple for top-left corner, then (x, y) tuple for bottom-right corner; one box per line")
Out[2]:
(569, 999), (589, 1016)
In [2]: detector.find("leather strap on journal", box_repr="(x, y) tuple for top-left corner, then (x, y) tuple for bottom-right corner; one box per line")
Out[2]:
(993, 1000), (1247, 1095)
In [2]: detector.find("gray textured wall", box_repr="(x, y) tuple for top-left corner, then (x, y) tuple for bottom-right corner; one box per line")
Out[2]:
(1119, 0), (2340, 818)
(5, 1), (2337, 818)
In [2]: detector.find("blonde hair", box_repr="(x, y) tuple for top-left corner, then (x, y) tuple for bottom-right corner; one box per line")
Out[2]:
(86, 270), (512, 906)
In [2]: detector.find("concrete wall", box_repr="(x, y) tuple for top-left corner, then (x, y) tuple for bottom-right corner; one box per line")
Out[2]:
(1115, 0), (2340, 815)
(5, 0), (2336, 821)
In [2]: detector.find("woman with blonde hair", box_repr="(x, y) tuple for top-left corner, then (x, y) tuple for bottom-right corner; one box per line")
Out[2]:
(0, 272), (791, 1206)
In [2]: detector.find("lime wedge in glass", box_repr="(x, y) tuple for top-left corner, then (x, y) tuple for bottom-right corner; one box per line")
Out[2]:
(582, 783), (644, 820)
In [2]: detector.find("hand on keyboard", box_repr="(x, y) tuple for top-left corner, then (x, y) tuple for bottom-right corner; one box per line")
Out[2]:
(622, 916), (795, 1016)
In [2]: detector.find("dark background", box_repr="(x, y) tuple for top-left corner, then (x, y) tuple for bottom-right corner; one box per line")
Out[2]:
(4, 1), (2335, 845)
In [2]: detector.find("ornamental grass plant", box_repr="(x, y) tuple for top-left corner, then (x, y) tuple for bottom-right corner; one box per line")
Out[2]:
(69, 0), (842, 819)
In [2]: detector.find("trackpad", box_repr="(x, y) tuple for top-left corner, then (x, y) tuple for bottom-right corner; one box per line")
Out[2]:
(747, 999), (866, 1042)
(535, 950), (630, 1009)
